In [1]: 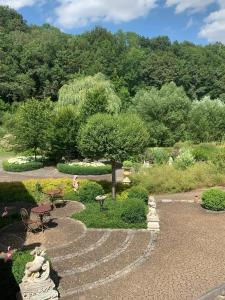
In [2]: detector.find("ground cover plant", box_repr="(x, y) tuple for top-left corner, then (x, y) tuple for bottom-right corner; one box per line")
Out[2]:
(201, 188), (225, 211)
(57, 161), (112, 175)
(73, 198), (147, 229)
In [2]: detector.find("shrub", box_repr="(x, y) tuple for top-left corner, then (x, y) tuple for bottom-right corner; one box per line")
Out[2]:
(175, 149), (195, 169)
(3, 160), (43, 172)
(57, 162), (111, 175)
(121, 199), (146, 224)
(202, 188), (225, 211)
(127, 185), (148, 203)
(192, 143), (217, 162)
(123, 160), (133, 169)
(211, 149), (225, 171)
(117, 191), (129, 202)
(149, 148), (169, 165)
(79, 181), (104, 203)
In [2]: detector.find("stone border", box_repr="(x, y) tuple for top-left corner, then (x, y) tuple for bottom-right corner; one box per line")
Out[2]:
(158, 199), (195, 203)
(196, 283), (225, 300)
(147, 196), (160, 232)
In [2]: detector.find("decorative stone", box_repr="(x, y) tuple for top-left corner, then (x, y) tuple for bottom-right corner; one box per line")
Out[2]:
(147, 215), (159, 222)
(19, 247), (58, 300)
(148, 221), (160, 231)
(148, 201), (156, 208)
(148, 196), (155, 202)
(149, 207), (157, 216)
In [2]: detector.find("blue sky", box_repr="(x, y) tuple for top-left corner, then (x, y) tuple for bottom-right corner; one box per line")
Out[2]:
(1, 0), (225, 44)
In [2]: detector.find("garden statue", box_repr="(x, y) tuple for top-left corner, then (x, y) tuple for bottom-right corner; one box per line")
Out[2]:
(19, 247), (58, 300)
(72, 175), (79, 192)
(168, 157), (173, 166)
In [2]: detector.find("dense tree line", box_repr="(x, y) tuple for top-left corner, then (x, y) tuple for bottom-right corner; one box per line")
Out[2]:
(1, 5), (225, 105)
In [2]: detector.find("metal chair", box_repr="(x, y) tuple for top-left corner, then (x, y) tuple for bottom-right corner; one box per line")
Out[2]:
(20, 208), (41, 233)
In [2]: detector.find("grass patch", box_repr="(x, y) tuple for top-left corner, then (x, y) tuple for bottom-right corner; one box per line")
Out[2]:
(133, 162), (225, 194)
(12, 250), (33, 284)
(73, 199), (147, 229)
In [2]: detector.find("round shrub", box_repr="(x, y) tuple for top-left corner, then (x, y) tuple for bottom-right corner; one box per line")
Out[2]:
(121, 199), (146, 224)
(57, 163), (111, 175)
(3, 160), (43, 172)
(79, 181), (104, 203)
(123, 160), (133, 169)
(127, 185), (148, 203)
(202, 188), (225, 211)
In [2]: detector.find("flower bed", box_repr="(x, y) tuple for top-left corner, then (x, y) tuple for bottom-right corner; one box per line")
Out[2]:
(57, 161), (112, 175)
(3, 156), (44, 172)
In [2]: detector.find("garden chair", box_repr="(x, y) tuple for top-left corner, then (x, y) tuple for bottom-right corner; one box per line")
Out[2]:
(20, 208), (42, 233)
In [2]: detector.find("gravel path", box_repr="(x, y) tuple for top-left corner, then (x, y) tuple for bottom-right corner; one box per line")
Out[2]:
(2, 197), (225, 300)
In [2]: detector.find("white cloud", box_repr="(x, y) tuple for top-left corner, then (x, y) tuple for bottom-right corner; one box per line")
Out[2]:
(199, 8), (225, 42)
(166, 0), (215, 13)
(55, 0), (157, 28)
(0, 0), (39, 9)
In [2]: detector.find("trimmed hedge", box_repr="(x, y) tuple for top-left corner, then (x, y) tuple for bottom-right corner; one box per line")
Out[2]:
(121, 199), (146, 224)
(3, 160), (43, 172)
(127, 185), (148, 204)
(202, 188), (225, 211)
(57, 163), (112, 175)
(79, 181), (104, 203)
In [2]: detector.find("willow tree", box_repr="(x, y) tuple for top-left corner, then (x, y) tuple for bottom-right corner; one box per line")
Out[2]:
(58, 73), (121, 121)
(78, 113), (149, 198)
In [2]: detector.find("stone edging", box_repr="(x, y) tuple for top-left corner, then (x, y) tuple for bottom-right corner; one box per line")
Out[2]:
(196, 283), (225, 300)
(157, 199), (195, 203)
(147, 196), (160, 232)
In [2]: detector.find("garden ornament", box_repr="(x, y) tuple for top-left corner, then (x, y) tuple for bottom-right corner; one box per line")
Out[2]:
(1, 206), (8, 218)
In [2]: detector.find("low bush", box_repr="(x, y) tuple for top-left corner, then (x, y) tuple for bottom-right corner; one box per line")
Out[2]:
(0, 178), (88, 203)
(174, 149), (195, 169)
(57, 162), (112, 175)
(133, 163), (225, 194)
(73, 199), (147, 229)
(123, 160), (133, 169)
(192, 143), (217, 162)
(127, 185), (148, 203)
(148, 147), (169, 165)
(79, 181), (104, 203)
(121, 199), (146, 224)
(201, 188), (225, 211)
(3, 160), (43, 172)
(211, 148), (225, 171)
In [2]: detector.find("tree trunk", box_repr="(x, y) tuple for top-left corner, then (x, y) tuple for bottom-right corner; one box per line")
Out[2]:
(111, 160), (116, 199)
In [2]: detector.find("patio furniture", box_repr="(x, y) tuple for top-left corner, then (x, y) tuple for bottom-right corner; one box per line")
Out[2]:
(46, 186), (65, 207)
(31, 204), (52, 232)
(20, 208), (42, 233)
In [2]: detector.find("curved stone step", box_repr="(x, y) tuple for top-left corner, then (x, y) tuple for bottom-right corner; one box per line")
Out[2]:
(48, 230), (108, 258)
(59, 231), (156, 297)
(53, 230), (130, 273)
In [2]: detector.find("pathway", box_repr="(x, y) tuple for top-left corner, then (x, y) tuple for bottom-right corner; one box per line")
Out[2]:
(1, 199), (225, 299)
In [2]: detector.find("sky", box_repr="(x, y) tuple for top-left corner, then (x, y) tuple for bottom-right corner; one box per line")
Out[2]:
(1, 0), (225, 44)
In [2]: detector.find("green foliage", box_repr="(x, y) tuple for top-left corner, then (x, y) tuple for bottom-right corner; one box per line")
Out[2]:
(211, 148), (225, 171)
(131, 83), (191, 146)
(127, 185), (149, 203)
(12, 251), (33, 284)
(121, 199), (146, 224)
(123, 160), (133, 168)
(188, 97), (225, 143)
(3, 160), (43, 172)
(0, 6), (28, 33)
(50, 106), (80, 161)
(11, 99), (53, 156)
(133, 163), (225, 194)
(79, 181), (104, 203)
(73, 199), (146, 229)
(202, 188), (225, 211)
(78, 113), (149, 163)
(174, 149), (195, 169)
(58, 73), (121, 120)
(192, 143), (217, 161)
(147, 147), (170, 164)
(57, 163), (112, 175)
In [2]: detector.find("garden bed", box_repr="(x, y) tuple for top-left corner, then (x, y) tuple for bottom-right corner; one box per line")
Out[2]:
(57, 161), (112, 175)
(3, 156), (45, 172)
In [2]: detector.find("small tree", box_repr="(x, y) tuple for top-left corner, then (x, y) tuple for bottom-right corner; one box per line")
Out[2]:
(12, 98), (53, 158)
(78, 113), (149, 198)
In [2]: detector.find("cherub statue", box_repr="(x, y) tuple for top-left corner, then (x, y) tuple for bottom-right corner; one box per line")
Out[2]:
(72, 175), (79, 192)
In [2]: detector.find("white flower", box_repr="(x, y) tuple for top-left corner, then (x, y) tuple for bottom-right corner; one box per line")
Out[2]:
(68, 161), (106, 167)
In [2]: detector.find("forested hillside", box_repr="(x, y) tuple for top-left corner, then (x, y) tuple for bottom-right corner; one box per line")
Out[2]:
(1, 5), (225, 105)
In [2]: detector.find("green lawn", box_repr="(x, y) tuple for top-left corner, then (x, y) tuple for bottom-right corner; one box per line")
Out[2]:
(73, 199), (147, 229)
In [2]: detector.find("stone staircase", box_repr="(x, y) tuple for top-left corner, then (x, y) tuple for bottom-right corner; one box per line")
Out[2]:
(48, 229), (156, 299)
